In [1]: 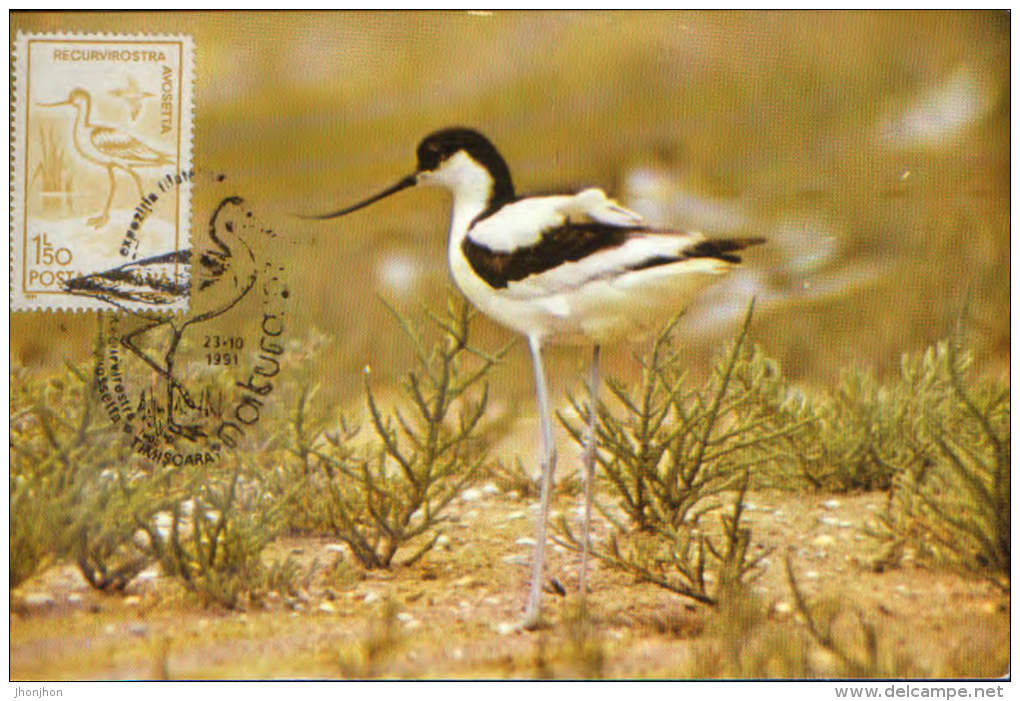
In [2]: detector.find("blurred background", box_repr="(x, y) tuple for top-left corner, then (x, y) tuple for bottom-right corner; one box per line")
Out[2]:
(11, 10), (1010, 408)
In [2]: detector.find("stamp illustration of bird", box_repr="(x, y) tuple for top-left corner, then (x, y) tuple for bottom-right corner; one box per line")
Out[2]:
(109, 75), (155, 121)
(38, 88), (174, 228)
(308, 127), (764, 629)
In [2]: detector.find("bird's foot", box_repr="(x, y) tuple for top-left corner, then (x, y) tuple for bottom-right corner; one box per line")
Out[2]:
(521, 611), (550, 631)
(87, 213), (109, 229)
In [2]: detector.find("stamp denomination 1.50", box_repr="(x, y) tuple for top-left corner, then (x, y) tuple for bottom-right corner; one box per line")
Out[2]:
(12, 32), (194, 312)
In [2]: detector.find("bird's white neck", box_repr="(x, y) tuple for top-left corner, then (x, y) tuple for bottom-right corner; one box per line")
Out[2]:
(423, 151), (500, 246)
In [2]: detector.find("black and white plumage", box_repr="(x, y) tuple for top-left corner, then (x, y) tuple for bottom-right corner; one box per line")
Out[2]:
(310, 127), (763, 628)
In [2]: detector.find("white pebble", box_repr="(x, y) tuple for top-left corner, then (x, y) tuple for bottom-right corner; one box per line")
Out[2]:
(396, 612), (414, 622)
(803, 570), (820, 580)
(23, 593), (55, 607)
(460, 488), (483, 502)
(822, 499), (841, 510)
(481, 482), (501, 495)
(496, 621), (521, 636)
(363, 591), (380, 604)
(812, 535), (836, 547)
(515, 537), (537, 547)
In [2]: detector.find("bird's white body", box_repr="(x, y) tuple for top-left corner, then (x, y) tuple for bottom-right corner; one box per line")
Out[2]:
(429, 151), (733, 345)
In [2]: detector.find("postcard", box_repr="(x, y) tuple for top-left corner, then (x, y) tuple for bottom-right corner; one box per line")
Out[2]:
(9, 11), (1010, 685)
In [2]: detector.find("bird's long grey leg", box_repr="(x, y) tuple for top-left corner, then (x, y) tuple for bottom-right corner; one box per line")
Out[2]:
(523, 333), (557, 630)
(579, 343), (601, 605)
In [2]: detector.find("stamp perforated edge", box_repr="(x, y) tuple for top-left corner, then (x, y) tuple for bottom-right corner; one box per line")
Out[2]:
(10, 31), (195, 313)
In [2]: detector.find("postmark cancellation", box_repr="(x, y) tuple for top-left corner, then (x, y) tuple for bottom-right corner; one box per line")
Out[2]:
(12, 32), (195, 312)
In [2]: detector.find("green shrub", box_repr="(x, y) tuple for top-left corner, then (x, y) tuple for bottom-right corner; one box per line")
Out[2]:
(485, 455), (582, 500)
(782, 367), (926, 492)
(10, 357), (284, 604)
(281, 294), (509, 569)
(136, 457), (285, 609)
(556, 303), (803, 603)
(10, 363), (155, 590)
(873, 340), (1009, 589)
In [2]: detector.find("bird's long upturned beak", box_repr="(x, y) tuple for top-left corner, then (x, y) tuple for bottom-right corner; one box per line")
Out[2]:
(302, 173), (418, 220)
(37, 98), (72, 107)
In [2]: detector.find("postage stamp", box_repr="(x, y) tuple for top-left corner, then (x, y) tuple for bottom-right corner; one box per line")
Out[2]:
(11, 32), (195, 312)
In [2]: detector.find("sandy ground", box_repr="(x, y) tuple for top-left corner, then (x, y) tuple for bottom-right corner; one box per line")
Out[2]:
(10, 488), (1009, 680)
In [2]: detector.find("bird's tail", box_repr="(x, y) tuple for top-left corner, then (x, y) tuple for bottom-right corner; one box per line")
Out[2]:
(683, 237), (766, 264)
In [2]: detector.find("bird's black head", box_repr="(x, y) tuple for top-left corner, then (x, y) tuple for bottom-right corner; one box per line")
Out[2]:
(416, 127), (515, 203)
(416, 127), (498, 170)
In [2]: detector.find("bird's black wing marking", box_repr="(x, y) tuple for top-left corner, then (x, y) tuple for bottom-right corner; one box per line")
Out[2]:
(462, 221), (649, 289)
(463, 222), (766, 289)
(601, 236), (765, 277)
